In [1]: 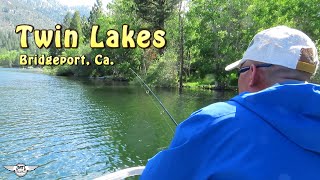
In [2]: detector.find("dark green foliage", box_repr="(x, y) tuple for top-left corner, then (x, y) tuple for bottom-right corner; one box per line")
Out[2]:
(146, 49), (178, 87)
(70, 11), (83, 39)
(88, 0), (103, 26)
(3, 0), (320, 88)
(44, 0), (320, 86)
(63, 12), (72, 28)
(184, 0), (320, 88)
(0, 31), (20, 51)
(48, 41), (62, 57)
(133, 0), (180, 29)
(83, 0), (104, 41)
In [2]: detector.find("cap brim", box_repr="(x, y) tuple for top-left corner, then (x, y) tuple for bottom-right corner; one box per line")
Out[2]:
(225, 60), (242, 71)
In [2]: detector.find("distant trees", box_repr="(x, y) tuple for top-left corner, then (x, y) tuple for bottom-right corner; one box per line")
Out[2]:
(134, 0), (180, 29)
(3, 0), (319, 86)
(88, 0), (103, 26)
(63, 12), (72, 28)
(0, 31), (45, 67)
(0, 31), (20, 51)
(70, 11), (83, 40)
(0, 50), (19, 67)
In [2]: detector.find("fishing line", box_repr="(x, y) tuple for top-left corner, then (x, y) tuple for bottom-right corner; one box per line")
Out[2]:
(145, 89), (175, 133)
(132, 72), (175, 133)
(129, 68), (178, 127)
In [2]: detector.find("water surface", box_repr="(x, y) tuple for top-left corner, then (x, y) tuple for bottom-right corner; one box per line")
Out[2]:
(0, 68), (235, 179)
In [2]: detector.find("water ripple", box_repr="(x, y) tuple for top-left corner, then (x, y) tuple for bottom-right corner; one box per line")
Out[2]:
(0, 68), (220, 179)
(0, 69), (142, 179)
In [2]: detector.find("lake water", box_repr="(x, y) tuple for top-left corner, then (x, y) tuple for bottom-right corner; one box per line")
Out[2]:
(0, 68), (235, 179)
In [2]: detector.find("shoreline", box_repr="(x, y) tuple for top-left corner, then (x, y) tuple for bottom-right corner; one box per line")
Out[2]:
(0, 67), (237, 91)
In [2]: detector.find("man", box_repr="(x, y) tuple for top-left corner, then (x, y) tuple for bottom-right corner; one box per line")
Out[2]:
(140, 26), (320, 180)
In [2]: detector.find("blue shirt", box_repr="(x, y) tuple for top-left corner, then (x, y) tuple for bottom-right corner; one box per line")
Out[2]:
(140, 82), (320, 180)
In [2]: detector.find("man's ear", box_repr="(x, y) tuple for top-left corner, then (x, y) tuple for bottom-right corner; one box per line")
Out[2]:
(249, 64), (259, 87)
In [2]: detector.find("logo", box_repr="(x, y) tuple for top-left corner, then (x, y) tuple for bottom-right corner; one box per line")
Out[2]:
(4, 163), (38, 177)
(299, 48), (315, 64)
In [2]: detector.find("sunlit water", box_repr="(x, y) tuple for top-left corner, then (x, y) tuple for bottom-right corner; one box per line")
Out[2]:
(0, 68), (235, 179)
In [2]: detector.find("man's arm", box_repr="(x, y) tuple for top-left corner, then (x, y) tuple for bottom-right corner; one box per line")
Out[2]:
(140, 102), (239, 180)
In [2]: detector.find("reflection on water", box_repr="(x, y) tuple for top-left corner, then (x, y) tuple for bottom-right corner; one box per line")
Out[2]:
(0, 68), (235, 179)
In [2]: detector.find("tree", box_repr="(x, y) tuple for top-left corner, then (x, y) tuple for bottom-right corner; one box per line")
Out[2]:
(103, 0), (144, 75)
(178, 0), (185, 92)
(63, 12), (72, 28)
(88, 0), (103, 26)
(133, 0), (180, 29)
(84, 0), (104, 41)
(185, 0), (252, 88)
(81, 15), (90, 42)
(70, 11), (83, 40)
(48, 41), (62, 56)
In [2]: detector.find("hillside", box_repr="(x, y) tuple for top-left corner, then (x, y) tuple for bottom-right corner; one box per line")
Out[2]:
(0, 0), (90, 31)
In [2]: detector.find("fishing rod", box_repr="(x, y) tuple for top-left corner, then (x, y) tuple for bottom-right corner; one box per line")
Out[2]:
(129, 68), (178, 126)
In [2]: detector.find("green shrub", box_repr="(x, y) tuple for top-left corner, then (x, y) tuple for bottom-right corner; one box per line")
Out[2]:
(146, 50), (178, 87)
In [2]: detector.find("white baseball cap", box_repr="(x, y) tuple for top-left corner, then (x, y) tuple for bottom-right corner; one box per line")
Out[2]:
(225, 26), (319, 74)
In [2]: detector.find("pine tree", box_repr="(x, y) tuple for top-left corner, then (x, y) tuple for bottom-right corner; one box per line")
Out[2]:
(81, 15), (90, 42)
(70, 11), (83, 38)
(49, 41), (62, 56)
(63, 12), (72, 29)
(88, 0), (103, 26)
(134, 0), (179, 29)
